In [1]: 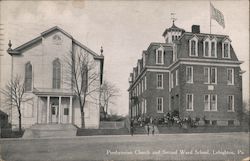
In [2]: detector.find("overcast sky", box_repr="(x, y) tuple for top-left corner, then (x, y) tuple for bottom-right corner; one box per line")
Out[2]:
(0, 0), (249, 115)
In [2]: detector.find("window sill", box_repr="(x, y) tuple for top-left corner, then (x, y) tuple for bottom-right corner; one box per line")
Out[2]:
(157, 111), (164, 113)
(203, 56), (218, 58)
(204, 83), (217, 85)
(186, 109), (193, 111)
(156, 87), (164, 90)
(189, 55), (198, 57)
(204, 110), (218, 112)
(227, 110), (235, 112)
(186, 82), (193, 84)
(227, 83), (234, 86)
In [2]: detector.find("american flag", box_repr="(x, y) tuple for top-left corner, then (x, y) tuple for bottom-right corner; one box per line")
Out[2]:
(210, 3), (225, 29)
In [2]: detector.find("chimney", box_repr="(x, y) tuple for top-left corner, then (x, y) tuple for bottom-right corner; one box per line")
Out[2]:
(192, 25), (200, 34)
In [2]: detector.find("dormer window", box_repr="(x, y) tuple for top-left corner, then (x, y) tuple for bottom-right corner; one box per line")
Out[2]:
(203, 37), (217, 58)
(223, 43), (230, 58)
(156, 47), (164, 64)
(211, 38), (217, 57)
(138, 62), (141, 73)
(173, 44), (177, 62)
(189, 36), (198, 57)
(222, 38), (231, 58)
(204, 41), (209, 57)
(142, 53), (146, 67)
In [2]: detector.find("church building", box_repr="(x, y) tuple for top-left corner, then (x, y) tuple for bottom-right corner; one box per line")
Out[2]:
(6, 26), (104, 129)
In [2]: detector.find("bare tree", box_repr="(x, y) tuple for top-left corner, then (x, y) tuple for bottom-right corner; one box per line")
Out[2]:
(0, 75), (31, 132)
(100, 81), (120, 119)
(64, 49), (100, 128)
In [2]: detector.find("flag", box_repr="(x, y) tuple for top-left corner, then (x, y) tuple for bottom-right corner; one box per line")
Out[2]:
(210, 3), (225, 28)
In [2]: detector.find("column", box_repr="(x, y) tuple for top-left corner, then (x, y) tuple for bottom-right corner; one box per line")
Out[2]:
(37, 96), (39, 124)
(58, 96), (61, 124)
(47, 96), (50, 123)
(69, 96), (73, 124)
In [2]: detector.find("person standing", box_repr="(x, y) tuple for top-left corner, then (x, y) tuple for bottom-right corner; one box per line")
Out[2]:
(150, 116), (153, 124)
(130, 119), (134, 136)
(146, 123), (150, 135)
(152, 124), (155, 135)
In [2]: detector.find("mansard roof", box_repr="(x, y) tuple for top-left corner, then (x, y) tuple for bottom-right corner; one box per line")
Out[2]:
(180, 32), (230, 42)
(7, 26), (103, 59)
(147, 42), (173, 51)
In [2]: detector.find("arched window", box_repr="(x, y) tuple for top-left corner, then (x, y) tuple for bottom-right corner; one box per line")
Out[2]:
(53, 58), (61, 89)
(222, 38), (231, 58)
(156, 46), (164, 65)
(189, 35), (198, 57)
(81, 64), (88, 92)
(25, 62), (32, 91)
(211, 38), (217, 57)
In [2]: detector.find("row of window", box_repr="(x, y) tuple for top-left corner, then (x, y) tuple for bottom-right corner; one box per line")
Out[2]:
(185, 66), (234, 85)
(189, 38), (231, 58)
(158, 95), (235, 113)
(131, 99), (147, 117)
(186, 94), (235, 112)
(133, 94), (234, 114)
(155, 66), (234, 91)
(154, 38), (231, 67)
(131, 76), (147, 97)
(24, 59), (62, 91)
(132, 94), (235, 117)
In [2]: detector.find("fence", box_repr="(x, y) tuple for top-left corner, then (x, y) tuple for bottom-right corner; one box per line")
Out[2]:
(99, 121), (125, 129)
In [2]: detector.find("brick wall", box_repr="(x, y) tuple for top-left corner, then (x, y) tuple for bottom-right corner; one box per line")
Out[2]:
(178, 64), (242, 125)
(141, 71), (170, 118)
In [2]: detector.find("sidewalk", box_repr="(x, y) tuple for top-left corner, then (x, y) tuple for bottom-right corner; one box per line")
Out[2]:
(2, 131), (248, 142)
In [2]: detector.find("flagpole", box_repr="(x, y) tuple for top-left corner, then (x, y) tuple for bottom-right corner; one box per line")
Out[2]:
(209, 1), (211, 34)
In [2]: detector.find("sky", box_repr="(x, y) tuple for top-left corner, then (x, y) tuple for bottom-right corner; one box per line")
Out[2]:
(0, 0), (249, 115)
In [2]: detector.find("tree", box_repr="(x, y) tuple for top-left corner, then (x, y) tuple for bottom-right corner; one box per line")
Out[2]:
(64, 49), (100, 128)
(0, 76), (31, 132)
(100, 81), (120, 119)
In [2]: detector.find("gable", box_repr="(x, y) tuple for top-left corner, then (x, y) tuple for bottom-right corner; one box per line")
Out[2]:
(8, 26), (103, 60)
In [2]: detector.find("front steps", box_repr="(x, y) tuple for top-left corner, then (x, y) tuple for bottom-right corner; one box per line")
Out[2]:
(23, 124), (77, 138)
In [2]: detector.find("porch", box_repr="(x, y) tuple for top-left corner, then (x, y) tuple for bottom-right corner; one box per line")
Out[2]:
(37, 96), (73, 124)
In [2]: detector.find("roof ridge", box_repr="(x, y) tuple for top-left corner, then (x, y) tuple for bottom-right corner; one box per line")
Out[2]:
(9, 26), (103, 58)
(184, 32), (229, 37)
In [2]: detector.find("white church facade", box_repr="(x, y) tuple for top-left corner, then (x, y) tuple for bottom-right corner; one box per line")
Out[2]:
(6, 26), (104, 129)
